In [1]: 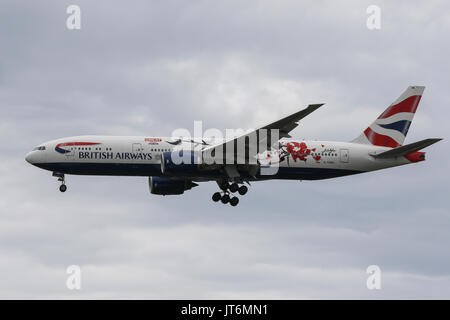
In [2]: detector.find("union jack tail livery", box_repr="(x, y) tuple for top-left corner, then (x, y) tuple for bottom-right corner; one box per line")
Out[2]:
(353, 86), (424, 148)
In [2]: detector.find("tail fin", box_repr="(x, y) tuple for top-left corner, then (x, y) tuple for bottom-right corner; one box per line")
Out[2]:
(352, 86), (425, 148)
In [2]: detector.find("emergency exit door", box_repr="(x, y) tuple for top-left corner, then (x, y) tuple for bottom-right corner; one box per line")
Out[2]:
(340, 149), (349, 163)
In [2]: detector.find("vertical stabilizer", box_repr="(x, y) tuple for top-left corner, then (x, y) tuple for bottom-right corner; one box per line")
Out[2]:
(352, 86), (424, 147)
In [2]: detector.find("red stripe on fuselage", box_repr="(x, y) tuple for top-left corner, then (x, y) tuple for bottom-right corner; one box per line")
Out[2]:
(378, 95), (421, 119)
(364, 127), (401, 148)
(56, 142), (101, 148)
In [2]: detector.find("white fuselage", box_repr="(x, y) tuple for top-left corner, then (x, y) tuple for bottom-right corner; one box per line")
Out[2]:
(25, 135), (413, 181)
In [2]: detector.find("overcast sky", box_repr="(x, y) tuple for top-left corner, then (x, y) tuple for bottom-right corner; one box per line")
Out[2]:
(0, 0), (449, 299)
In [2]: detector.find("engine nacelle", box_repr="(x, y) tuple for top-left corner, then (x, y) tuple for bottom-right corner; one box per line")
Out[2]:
(161, 150), (201, 175)
(148, 176), (197, 195)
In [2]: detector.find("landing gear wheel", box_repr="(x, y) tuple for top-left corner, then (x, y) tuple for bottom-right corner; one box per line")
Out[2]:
(229, 183), (239, 193)
(230, 197), (239, 206)
(221, 194), (230, 204)
(219, 182), (230, 191)
(212, 192), (221, 202)
(238, 185), (248, 195)
(53, 172), (67, 193)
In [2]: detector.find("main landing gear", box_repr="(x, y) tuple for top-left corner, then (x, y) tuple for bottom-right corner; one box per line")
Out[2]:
(212, 181), (249, 206)
(53, 172), (67, 193)
(211, 191), (239, 206)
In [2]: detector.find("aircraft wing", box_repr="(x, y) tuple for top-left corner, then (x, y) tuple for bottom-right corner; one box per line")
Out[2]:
(253, 103), (324, 139)
(200, 104), (324, 167)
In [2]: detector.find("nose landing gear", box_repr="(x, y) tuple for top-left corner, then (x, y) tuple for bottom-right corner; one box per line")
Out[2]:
(53, 172), (67, 193)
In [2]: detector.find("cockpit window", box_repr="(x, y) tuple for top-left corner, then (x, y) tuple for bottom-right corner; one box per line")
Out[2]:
(33, 146), (46, 151)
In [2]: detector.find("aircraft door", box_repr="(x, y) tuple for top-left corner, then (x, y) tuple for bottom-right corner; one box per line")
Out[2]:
(340, 149), (349, 163)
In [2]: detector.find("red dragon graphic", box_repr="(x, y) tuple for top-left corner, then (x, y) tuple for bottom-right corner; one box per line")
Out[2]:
(285, 142), (321, 162)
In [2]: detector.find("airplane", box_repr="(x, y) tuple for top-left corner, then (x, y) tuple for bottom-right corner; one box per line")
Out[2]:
(25, 86), (441, 206)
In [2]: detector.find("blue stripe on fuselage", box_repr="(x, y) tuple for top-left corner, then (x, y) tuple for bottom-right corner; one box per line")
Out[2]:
(55, 146), (71, 154)
(34, 162), (363, 181)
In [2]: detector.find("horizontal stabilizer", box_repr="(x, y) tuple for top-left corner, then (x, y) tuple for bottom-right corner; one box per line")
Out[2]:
(371, 138), (442, 159)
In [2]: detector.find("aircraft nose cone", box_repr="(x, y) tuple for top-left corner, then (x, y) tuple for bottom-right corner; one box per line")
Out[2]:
(25, 152), (35, 164)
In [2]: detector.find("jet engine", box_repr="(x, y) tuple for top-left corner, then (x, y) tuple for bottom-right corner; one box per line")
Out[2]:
(148, 176), (198, 195)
